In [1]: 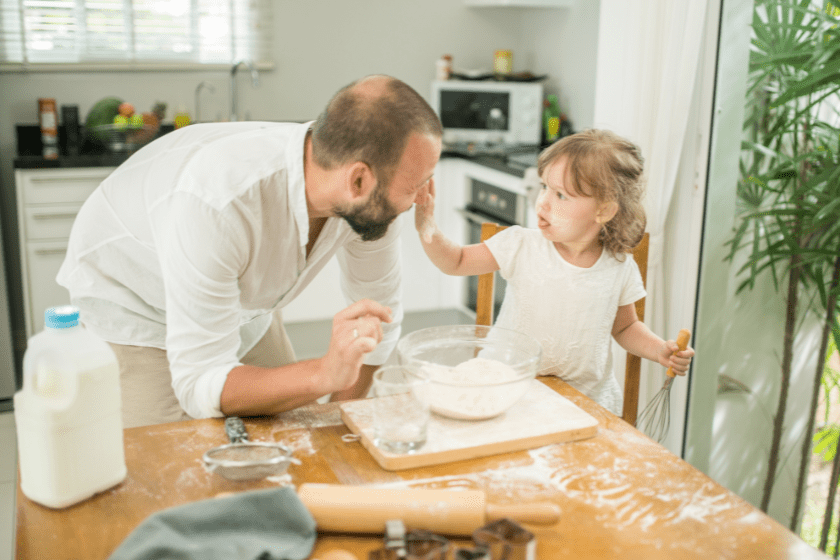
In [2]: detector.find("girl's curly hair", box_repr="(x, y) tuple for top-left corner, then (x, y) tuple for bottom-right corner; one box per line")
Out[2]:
(537, 129), (646, 259)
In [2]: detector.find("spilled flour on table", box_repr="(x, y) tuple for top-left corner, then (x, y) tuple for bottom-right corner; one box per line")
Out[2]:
(176, 462), (211, 489)
(274, 406), (343, 430)
(377, 438), (753, 555)
(266, 473), (293, 486)
(273, 430), (316, 456)
(535, 443), (741, 532)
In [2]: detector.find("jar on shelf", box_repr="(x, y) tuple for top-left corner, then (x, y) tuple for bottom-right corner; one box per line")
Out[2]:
(493, 50), (513, 75)
(436, 54), (453, 80)
(38, 98), (59, 160)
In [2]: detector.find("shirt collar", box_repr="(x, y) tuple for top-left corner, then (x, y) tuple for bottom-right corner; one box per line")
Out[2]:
(288, 121), (316, 248)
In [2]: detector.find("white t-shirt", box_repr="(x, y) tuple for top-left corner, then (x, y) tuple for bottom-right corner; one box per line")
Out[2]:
(57, 121), (404, 419)
(484, 226), (646, 415)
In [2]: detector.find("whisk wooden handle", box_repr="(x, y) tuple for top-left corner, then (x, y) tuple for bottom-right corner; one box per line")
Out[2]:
(666, 329), (692, 378)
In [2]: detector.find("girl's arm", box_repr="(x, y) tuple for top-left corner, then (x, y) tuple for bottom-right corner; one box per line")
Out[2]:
(414, 178), (501, 276)
(611, 304), (695, 375)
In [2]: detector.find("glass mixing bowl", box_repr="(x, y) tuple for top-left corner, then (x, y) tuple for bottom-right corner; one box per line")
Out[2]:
(396, 325), (542, 420)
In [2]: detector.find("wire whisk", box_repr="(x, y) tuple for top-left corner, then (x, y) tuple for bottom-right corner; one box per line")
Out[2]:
(637, 329), (692, 443)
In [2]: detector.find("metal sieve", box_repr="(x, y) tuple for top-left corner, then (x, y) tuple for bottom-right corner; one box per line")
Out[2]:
(203, 416), (300, 481)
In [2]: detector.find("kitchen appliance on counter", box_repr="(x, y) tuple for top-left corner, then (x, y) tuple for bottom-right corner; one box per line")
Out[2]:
(431, 80), (543, 150)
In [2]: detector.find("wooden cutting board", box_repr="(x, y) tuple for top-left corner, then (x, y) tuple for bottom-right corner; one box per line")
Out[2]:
(340, 379), (598, 470)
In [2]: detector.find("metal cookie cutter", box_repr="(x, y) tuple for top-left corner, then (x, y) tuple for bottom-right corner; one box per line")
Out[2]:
(472, 518), (536, 560)
(454, 547), (491, 560)
(368, 520), (449, 560)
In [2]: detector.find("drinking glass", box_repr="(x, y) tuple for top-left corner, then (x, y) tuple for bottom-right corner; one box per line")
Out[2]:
(372, 365), (430, 453)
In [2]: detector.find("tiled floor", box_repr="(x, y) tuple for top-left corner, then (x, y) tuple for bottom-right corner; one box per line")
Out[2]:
(0, 308), (473, 559)
(0, 411), (15, 560)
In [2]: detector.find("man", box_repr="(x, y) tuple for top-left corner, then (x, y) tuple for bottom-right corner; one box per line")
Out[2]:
(57, 75), (443, 428)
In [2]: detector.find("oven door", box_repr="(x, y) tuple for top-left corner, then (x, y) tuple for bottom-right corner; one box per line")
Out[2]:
(457, 207), (511, 321)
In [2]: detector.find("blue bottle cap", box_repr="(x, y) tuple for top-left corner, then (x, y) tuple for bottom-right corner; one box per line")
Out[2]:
(44, 306), (80, 329)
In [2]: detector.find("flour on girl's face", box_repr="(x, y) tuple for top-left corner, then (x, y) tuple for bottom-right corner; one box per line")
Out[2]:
(536, 157), (604, 251)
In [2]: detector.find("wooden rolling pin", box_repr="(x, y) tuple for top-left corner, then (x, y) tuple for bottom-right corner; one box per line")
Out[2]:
(297, 483), (561, 535)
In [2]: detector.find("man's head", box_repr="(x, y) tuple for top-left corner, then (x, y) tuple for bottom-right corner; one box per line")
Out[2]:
(311, 75), (443, 241)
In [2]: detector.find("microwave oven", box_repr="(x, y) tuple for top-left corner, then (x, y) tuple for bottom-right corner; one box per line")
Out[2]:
(430, 80), (543, 146)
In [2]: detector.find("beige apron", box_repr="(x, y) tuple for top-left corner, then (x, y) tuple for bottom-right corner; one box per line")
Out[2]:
(109, 309), (296, 429)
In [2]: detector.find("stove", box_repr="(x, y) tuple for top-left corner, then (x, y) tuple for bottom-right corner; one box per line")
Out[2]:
(506, 151), (539, 169)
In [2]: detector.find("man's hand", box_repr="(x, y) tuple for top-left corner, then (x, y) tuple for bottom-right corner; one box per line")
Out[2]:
(415, 177), (437, 244)
(329, 364), (378, 402)
(318, 299), (392, 393)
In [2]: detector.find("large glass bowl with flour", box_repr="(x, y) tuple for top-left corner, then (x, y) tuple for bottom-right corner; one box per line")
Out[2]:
(396, 325), (542, 420)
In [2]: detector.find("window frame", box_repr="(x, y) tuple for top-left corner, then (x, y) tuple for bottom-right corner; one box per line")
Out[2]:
(0, 0), (273, 73)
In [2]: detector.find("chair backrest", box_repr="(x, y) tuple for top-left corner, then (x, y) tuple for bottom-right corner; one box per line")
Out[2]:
(622, 232), (648, 427)
(476, 222), (508, 327)
(475, 223), (649, 426)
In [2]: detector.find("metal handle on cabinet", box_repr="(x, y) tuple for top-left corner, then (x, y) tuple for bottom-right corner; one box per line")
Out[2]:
(33, 248), (67, 256)
(30, 175), (104, 184)
(32, 212), (78, 220)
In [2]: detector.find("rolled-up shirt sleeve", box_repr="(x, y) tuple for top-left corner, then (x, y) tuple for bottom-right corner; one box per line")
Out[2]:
(158, 191), (248, 419)
(336, 214), (404, 365)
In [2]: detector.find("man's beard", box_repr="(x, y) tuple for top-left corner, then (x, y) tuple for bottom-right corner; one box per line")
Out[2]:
(334, 183), (400, 242)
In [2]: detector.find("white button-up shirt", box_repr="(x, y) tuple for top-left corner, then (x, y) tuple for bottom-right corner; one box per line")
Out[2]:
(57, 121), (404, 418)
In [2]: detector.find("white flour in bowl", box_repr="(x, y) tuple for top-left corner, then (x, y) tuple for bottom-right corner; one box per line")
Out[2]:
(422, 357), (526, 420)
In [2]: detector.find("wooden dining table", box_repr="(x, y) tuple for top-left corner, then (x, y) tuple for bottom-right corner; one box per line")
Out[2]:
(15, 376), (827, 560)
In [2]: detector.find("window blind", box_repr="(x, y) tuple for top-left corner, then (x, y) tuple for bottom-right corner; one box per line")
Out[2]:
(0, 0), (271, 70)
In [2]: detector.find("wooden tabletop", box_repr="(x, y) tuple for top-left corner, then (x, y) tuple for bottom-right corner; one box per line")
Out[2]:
(16, 377), (826, 560)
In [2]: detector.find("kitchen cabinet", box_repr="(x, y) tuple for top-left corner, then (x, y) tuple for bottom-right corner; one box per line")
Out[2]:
(14, 167), (114, 336)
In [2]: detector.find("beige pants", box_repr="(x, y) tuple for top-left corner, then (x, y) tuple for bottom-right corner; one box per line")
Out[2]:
(109, 310), (296, 429)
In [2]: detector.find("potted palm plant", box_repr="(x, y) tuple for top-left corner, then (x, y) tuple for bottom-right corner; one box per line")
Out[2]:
(726, 0), (840, 534)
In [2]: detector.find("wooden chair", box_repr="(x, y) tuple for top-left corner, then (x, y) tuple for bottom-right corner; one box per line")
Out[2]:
(475, 222), (649, 426)
(622, 232), (648, 426)
(476, 222), (509, 327)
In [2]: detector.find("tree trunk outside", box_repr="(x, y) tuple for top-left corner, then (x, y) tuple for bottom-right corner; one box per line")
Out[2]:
(761, 255), (801, 512)
(790, 256), (840, 531)
(821, 429), (840, 551)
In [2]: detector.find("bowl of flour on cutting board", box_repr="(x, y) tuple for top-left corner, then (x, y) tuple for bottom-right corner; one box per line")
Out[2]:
(396, 325), (541, 420)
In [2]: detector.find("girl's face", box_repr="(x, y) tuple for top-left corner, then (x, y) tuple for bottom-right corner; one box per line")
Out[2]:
(536, 157), (613, 249)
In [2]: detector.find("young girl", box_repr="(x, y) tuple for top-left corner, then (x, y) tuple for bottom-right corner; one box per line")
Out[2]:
(415, 129), (695, 415)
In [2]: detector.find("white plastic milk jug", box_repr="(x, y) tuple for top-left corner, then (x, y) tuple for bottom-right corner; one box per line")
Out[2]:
(14, 305), (127, 508)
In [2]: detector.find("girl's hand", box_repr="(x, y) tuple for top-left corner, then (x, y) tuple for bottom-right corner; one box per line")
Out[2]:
(657, 339), (695, 376)
(415, 177), (437, 244)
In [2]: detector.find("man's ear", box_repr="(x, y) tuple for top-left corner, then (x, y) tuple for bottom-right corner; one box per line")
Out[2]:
(596, 200), (619, 224)
(347, 161), (376, 201)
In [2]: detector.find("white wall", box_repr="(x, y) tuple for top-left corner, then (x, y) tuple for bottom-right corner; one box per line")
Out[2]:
(518, 3), (601, 130)
(0, 2), (522, 178)
(1, 2), (601, 195)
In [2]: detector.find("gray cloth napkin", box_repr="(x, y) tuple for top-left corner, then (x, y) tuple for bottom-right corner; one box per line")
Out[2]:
(108, 486), (317, 560)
